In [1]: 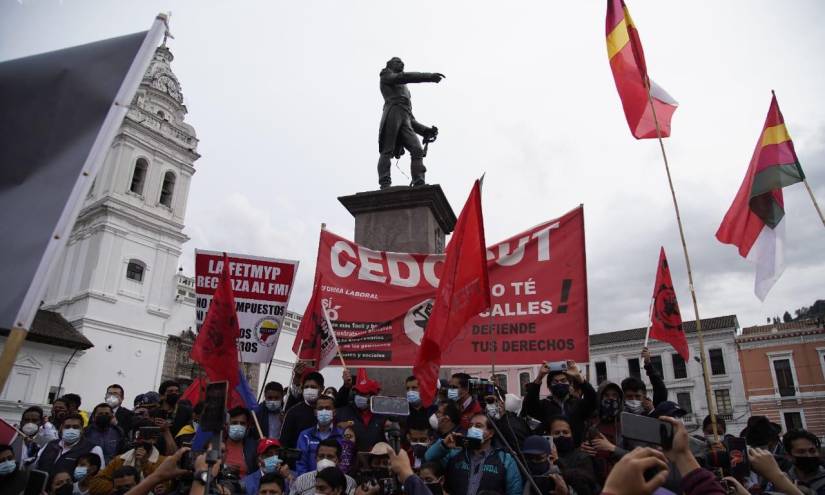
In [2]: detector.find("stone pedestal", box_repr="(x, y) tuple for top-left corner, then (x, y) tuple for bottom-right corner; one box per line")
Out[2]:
(338, 185), (456, 394)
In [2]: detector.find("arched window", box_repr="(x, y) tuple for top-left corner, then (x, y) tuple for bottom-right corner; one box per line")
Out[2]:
(159, 171), (176, 207)
(130, 158), (148, 195)
(126, 260), (145, 282)
(519, 372), (531, 394)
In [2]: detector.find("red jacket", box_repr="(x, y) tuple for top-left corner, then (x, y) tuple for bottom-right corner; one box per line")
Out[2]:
(459, 399), (482, 431)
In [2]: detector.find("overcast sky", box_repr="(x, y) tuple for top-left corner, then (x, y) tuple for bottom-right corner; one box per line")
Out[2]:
(3, 0), (823, 334)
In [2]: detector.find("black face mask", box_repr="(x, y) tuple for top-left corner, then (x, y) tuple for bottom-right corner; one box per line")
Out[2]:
(550, 383), (570, 399)
(56, 484), (74, 495)
(794, 456), (821, 474)
(554, 436), (575, 455)
(600, 398), (619, 418)
(94, 416), (111, 429)
(528, 460), (550, 475)
(165, 393), (179, 406)
(425, 483), (443, 495)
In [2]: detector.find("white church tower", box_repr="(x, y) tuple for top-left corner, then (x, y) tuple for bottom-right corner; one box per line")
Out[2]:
(41, 43), (200, 406)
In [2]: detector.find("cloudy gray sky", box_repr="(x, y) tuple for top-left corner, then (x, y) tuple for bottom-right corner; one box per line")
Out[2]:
(3, 0), (823, 334)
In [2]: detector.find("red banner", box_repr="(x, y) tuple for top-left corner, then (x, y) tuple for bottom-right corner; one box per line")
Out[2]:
(298, 206), (588, 367)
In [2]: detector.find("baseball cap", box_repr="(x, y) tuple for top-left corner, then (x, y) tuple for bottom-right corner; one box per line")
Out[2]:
(649, 401), (687, 419)
(522, 435), (552, 455)
(257, 438), (281, 456)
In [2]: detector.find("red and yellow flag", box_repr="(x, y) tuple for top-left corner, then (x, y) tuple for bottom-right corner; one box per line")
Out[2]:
(606, 0), (677, 139)
(716, 93), (805, 300)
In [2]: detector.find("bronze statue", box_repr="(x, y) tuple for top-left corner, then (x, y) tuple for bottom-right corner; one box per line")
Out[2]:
(377, 57), (444, 189)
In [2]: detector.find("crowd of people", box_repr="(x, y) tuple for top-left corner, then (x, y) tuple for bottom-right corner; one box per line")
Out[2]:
(2, 347), (824, 495)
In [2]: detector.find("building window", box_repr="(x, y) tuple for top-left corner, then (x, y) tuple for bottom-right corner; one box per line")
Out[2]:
(672, 353), (687, 379)
(649, 355), (664, 378)
(709, 349), (726, 375)
(628, 358), (641, 380)
(676, 392), (693, 414)
(126, 260), (145, 282)
(773, 358), (796, 397)
(492, 374), (507, 393)
(519, 372), (531, 394)
(130, 158), (148, 195)
(595, 361), (607, 385)
(714, 389), (733, 417)
(159, 171), (176, 207)
(783, 412), (804, 432)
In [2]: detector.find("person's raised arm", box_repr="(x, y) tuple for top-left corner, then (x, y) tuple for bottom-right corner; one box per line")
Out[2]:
(748, 446), (803, 495)
(335, 369), (353, 408)
(642, 348), (667, 406)
(124, 448), (191, 495)
(659, 416), (725, 495)
(523, 362), (549, 420)
(601, 447), (670, 495)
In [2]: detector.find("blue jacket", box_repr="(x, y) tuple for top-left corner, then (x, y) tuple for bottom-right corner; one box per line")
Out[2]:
(295, 426), (344, 476)
(425, 438), (522, 495)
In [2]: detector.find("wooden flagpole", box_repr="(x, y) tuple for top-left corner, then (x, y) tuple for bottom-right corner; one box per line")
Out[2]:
(645, 81), (719, 439)
(0, 327), (27, 393)
(643, 297), (654, 348)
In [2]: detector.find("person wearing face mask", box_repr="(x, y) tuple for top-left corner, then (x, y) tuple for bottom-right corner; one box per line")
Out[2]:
(281, 371), (325, 449)
(297, 396), (345, 476)
(83, 403), (126, 464)
(290, 438), (357, 494)
(105, 384), (133, 437)
(87, 428), (167, 495)
(419, 461), (447, 495)
(72, 453), (101, 495)
(0, 443), (29, 494)
(403, 416), (432, 470)
(484, 388), (530, 454)
(226, 406), (260, 477)
(242, 438), (294, 495)
(158, 380), (193, 438)
(782, 429), (825, 494)
(333, 373), (387, 453)
(50, 470), (75, 495)
(403, 375), (437, 427)
(520, 435), (570, 495)
(425, 413), (523, 495)
(547, 416), (596, 483)
(257, 382), (287, 440)
(524, 361), (597, 446)
(448, 373), (482, 430)
(430, 402), (462, 439)
(18, 405), (59, 463)
(34, 414), (104, 477)
(50, 398), (70, 430)
(110, 466), (139, 495)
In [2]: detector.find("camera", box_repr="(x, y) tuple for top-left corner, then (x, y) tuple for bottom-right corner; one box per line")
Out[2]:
(357, 469), (398, 495)
(279, 448), (302, 462)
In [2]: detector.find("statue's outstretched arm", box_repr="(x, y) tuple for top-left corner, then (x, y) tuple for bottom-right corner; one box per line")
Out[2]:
(381, 71), (444, 85)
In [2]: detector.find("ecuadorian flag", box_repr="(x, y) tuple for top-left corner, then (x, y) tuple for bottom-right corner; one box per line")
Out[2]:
(606, 0), (678, 139)
(716, 93), (805, 300)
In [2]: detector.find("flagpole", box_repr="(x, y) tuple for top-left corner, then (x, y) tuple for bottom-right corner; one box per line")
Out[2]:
(322, 304), (347, 369)
(643, 297), (653, 348)
(802, 179), (825, 228)
(645, 80), (719, 438)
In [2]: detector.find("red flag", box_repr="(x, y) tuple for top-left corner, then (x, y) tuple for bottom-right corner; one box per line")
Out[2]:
(180, 376), (207, 405)
(414, 180), (490, 406)
(606, 0), (678, 139)
(648, 248), (689, 360)
(191, 253), (240, 389)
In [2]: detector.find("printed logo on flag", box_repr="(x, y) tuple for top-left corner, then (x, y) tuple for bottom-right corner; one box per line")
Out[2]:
(254, 317), (281, 348)
(404, 299), (433, 345)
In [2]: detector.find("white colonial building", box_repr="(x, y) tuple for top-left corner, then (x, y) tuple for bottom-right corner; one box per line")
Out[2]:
(1, 43), (200, 422)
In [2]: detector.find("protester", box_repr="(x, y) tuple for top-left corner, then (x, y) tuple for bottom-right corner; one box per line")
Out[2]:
(782, 429), (825, 493)
(334, 374), (387, 453)
(111, 465), (140, 494)
(18, 405), (59, 462)
(50, 470), (74, 495)
(425, 412), (523, 495)
(548, 415), (596, 483)
(290, 438), (357, 494)
(316, 466), (349, 495)
(523, 361), (596, 443)
(430, 402), (461, 439)
(419, 461), (446, 495)
(72, 452), (101, 495)
(520, 435), (569, 495)
(106, 384), (133, 436)
(281, 371), (325, 449)
(447, 373), (482, 430)
(51, 397), (70, 429)
(405, 375), (435, 427)
(242, 438), (291, 495)
(296, 396), (346, 476)
(257, 381), (286, 440)
(258, 472), (288, 495)
(0, 443), (29, 494)
(84, 402), (126, 464)
(225, 406), (259, 476)
(34, 413), (104, 477)
(484, 387), (530, 453)
(62, 394), (90, 427)
(87, 427), (166, 495)
(403, 415), (431, 470)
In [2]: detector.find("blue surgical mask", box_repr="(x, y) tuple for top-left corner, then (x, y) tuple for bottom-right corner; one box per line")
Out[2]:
(447, 388), (460, 401)
(62, 427), (81, 444)
(406, 390), (421, 405)
(0, 459), (16, 475)
(467, 427), (484, 441)
(354, 395), (369, 410)
(316, 409), (333, 426)
(228, 424), (247, 441)
(263, 455), (280, 474)
(265, 400), (282, 412)
(74, 466), (88, 481)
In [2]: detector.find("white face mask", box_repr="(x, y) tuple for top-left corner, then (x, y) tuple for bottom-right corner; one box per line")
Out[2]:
(486, 403), (501, 420)
(429, 413), (440, 430)
(624, 400), (644, 414)
(303, 387), (319, 403)
(21, 422), (39, 436)
(316, 458), (336, 471)
(105, 395), (121, 408)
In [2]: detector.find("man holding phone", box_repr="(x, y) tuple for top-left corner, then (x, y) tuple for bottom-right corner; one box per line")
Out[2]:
(523, 360), (596, 443)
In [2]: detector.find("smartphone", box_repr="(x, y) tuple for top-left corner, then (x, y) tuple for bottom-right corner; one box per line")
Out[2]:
(542, 435), (555, 453)
(620, 412), (673, 448)
(547, 361), (568, 373)
(200, 381), (228, 432)
(370, 396), (409, 417)
(24, 470), (48, 495)
(137, 426), (161, 440)
(726, 437), (749, 480)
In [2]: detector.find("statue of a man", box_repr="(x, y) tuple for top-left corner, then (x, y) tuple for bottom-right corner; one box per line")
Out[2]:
(377, 57), (444, 189)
